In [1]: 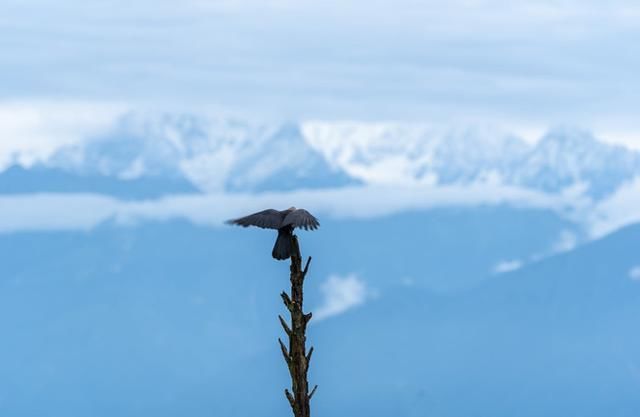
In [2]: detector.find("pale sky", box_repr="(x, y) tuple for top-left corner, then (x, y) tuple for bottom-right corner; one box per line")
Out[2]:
(1, 0), (640, 146)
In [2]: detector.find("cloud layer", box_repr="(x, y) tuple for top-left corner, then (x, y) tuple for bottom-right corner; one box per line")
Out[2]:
(2, 1), (640, 140)
(0, 101), (127, 169)
(0, 182), (578, 233)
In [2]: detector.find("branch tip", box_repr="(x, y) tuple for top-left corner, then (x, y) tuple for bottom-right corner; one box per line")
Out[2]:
(280, 292), (293, 310)
(304, 312), (313, 324)
(278, 315), (292, 336)
(309, 385), (318, 400)
(278, 338), (290, 365)
(285, 389), (295, 408)
(302, 256), (312, 276)
(305, 346), (314, 369)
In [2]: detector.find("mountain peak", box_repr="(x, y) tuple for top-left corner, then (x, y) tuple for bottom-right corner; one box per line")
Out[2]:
(515, 127), (640, 197)
(1, 113), (639, 199)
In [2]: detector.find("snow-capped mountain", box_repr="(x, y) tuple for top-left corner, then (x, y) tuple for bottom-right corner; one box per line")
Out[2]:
(2, 112), (640, 199)
(513, 128), (640, 198)
(43, 113), (358, 193)
(303, 122), (640, 197)
(303, 123), (531, 186)
(222, 122), (357, 192)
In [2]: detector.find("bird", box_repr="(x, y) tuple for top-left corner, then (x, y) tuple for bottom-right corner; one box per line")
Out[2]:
(226, 207), (319, 260)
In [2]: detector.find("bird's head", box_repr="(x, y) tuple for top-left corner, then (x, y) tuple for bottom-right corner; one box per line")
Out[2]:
(287, 206), (297, 211)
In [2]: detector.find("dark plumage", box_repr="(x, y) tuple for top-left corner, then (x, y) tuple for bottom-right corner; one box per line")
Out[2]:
(226, 207), (319, 260)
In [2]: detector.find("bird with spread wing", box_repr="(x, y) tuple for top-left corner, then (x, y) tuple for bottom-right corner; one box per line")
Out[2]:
(226, 207), (320, 260)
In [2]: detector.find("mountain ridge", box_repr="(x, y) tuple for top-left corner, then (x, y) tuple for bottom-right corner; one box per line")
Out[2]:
(1, 112), (639, 198)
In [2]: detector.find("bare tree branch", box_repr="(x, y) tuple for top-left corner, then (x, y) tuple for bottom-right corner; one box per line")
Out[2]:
(285, 389), (295, 408)
(305, 346), (314, 370)
(304, 312), (313, 324)
(278, 315), (292, 336)
(279, 338), (291, 366)
(280, 234), (316, 417)
(308, 385), (318, 400)
(280, 292), (293, 311)
(302, 256), (312, 277)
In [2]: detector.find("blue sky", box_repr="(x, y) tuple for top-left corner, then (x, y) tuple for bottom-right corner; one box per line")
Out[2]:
(1, 0), (639, 145)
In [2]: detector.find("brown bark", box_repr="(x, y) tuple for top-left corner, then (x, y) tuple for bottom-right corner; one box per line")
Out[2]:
(278, 234), (317, 417)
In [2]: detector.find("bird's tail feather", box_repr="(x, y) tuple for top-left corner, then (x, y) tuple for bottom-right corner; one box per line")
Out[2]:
(272, 229), (292, 260)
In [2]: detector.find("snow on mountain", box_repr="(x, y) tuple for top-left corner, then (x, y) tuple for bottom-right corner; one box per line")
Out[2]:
(302, 122), (640, 197)
(3, 111), (640, 198)
(302, 122), (529, 186)
(47, 113), (263, 190)
(222, 122), (356, 192)
(513, 127), (640, 198)
(44, 113), (357, 193)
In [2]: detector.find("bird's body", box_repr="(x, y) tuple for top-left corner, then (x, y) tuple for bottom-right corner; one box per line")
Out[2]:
(226, 207), (319, 260)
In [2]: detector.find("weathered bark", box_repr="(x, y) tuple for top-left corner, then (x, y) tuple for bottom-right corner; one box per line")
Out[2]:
(278, 234), (317, 417)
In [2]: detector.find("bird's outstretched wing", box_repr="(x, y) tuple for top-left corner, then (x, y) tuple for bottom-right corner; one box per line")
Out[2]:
(226, 209), (285, 229)
(282, 209), (320, 230)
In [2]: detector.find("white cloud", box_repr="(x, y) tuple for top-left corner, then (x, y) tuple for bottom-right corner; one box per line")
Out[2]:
(314, 274), (369, 321)
(629, 266), (640, 281)
(493, 259), (523, 274)
(0, 183), (579, 233)
(552, 229), (578, 253)
(0, 193), (120, 233)
(3, 1), (640, 135)
(0, 100), (127, 169)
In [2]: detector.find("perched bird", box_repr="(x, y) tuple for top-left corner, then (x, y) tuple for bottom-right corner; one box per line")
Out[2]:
(226, 207), (319, 260)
